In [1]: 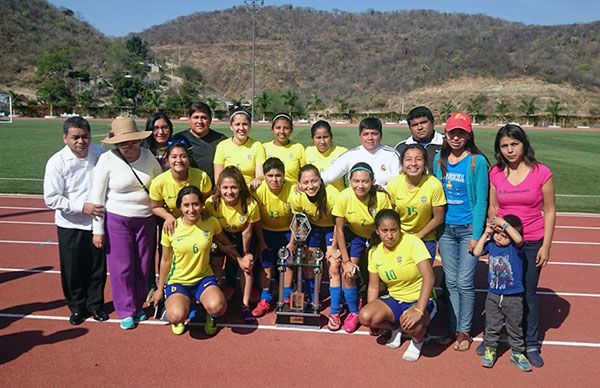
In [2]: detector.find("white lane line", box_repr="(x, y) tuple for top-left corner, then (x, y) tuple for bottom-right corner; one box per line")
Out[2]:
(556, 194), (600, 198)
(0, 268), (61, 274)
(0, 240), (57, 245)
(0, 206), (50, 210)
(0, 194), (43, 198)
(1, 313), (599, 348)
(0, 220), (53, 225)
(553, 241), (600, 246)
(0, 178), (43, 181)
(556, 225), (600, 230)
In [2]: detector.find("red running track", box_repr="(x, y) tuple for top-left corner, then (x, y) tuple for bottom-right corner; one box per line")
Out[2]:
(1, 195), (599, 386)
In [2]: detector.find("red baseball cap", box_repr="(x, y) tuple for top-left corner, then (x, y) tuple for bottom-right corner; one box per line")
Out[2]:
(445, 112), (472, 133)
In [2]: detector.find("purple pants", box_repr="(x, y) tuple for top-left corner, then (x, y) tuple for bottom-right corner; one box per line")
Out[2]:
(105, 212), (156, 318)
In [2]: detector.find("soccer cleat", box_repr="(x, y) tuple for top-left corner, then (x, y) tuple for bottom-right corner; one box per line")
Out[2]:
(204, 316), (218, 335)
(120, 317), (135, 330)
(251, 299), (271, 317)
(171, 322), (186, 335)
(342, 312), (361, 333)
(242, 307), (257, 323)
(511, 352), (533, 372)
(481, 347), (497, 368)
(327, 314), (342, 331)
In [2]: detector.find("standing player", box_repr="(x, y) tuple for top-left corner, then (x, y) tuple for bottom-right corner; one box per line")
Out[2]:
(304, 120), (347, 191)
(251, 157), (295, 316)
(44, 117), (108, 325)
(263, 114), (305, 183)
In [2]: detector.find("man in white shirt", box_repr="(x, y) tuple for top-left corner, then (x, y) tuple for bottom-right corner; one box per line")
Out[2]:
(321, 117), (400, 188)
(43, 117), (108, 325)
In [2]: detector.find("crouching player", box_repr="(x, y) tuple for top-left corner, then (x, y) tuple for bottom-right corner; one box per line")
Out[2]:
(359, 209), (436, 362)
(153, 186), (238, 335)
(252, 157), (295, 316)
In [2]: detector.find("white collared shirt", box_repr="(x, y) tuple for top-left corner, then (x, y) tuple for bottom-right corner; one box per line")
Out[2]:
(321, 144), (401, 188)
(43, 144), (105, 230)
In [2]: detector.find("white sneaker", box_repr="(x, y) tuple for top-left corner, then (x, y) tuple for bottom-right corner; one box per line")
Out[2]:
(402, 340), (424, 362)
(386, 329), (402, 348)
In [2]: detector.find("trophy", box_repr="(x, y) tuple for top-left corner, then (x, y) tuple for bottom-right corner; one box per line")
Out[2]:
(275, 213), (324, 329)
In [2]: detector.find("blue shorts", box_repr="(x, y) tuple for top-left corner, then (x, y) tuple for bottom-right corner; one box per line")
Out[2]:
(164, 275), (219, 301)
(423, 240), (436, 261)
(307, 226), (334, 248)
(345, 229), (368, 258)
(261, 229), (291, 268)
(380, 296), (437, 323)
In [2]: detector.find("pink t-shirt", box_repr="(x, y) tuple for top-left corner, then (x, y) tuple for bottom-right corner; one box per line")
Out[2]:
(489, 163), (552, 241)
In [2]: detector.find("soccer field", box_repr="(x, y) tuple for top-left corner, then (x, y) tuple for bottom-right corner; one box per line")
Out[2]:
(1, 118), (598, 213)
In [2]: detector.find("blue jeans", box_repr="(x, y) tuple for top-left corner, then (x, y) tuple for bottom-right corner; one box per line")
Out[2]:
(521, 240), (543, 351)
(438, 224), (477, 334)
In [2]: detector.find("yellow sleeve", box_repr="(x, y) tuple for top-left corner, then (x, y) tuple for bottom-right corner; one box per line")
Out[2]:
(379, 191), (393, 210)
(248, 199), (261, 223)
(331, 189), (347, 218)
(429, 176), (447, 207)
(200, 171), (212, 197)
(160, 221), (174, 247)
(411, 235), (433, 262)
(255, 142), (266, 165)
(386, 176), (399, 199)
(149, 172), (165, 201)
(367, 247), (378, 273)
(210, 216), (223, 235)
(213, 140), (227, 164)
(299, 144), (306, 166)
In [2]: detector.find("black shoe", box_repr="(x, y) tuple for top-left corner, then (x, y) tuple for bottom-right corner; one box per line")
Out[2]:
(69, 311), (88, 325)
(91, 309), (109, 322)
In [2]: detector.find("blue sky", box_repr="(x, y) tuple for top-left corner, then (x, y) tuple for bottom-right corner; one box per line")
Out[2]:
(48, 0), (600, 37)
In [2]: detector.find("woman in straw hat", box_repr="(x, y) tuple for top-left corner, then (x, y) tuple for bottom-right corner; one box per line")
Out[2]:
(89, 117), (163, 330)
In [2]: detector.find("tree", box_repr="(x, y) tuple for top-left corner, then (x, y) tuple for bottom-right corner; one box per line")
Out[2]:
(125, 35), (150, 60)
(206, 97), (219, 113)
(255, 91), (272, 121)
(519, 98), (537, 125)
(281, 90), (299, 116)
(76, 89), (96, 115)
(440, 100), (455, 122)
(495, 100), (510, 123)
(176, 64), (203, 83)
(467, 96), (486, 124)
(36, 45), (75, 115)
(546, 100), (563, 126)
(141, 89), (163, 112)
(178, 81), (200, 108)
(306, 94), (324, 118)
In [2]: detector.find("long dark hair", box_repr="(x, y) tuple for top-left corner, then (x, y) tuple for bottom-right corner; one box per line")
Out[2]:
(349, 162), (380, 215)
(400, 144), (429, 175)
(494, 124), (538, 174)
(176, 185), (208, 221)
(145, 112), (173, 153)
(437, 131), (486, 177)
(213, 166), (254, 214)
(298, 164), (327, 217)
(369, 209), (401, 250)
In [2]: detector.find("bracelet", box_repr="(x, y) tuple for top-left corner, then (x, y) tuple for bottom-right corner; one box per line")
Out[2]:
(412, 307), (424, 315)
(502, 222), (510, 231)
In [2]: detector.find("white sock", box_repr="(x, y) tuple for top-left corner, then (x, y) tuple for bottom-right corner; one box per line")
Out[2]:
(402, 339), (424, 362)
(386, 329), (402, 348)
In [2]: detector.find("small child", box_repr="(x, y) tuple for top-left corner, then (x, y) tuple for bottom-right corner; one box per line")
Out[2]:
(473, 214), (532, 372)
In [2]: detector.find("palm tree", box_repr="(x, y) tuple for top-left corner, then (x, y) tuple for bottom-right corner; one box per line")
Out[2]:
(281, 90), (299, 116)
(306, 94), (324, 118)
(440, 100), (455, 122)
(546, 100), (563, 126)
(519, 98), (537, 125)
(254, 91), (272, 121)
(466, 96), (485, 124)
(206, 96), (219, 114)
(495, 100), (510, 124)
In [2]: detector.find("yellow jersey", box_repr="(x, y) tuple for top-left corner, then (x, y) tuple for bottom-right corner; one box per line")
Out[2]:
(149, 168), (212, 218)
(253, 180), (294, 231)
(161, 216), (222, 285)
(205, 196), (260, 234)
(263, 141), (305, 183)
(332, 187), (392, 238)
(214, 138), (266, 184)
(305, 145), (347, 191)
(367, 235), (431, 302)
(386, 174), (446, 241)
(290, 185), (339, 227)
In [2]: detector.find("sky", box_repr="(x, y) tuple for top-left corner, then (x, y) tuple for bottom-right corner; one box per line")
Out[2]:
(48, 0), (600, 37)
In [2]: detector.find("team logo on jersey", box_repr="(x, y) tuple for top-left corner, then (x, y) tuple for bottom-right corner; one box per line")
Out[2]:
(239, 216), (246, 222)
(247, 155), (253, 160)
(203, 231), (210, 237)
(396, 256), (403, 265)
(421, 196), (427, 203)
(288, 152), (294, 158)
(380, 164), (387, 171)
(284, 203), (291, 210)
(370, 208), (378, 217)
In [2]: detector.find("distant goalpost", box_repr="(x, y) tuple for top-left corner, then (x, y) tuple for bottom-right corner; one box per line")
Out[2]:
(0, 94), (13, 123)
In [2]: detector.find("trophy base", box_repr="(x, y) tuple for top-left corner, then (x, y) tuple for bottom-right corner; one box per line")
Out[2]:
(275, 306), (322, 330)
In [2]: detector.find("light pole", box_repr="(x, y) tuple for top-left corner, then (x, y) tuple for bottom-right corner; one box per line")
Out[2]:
(244, 0), (263, 121)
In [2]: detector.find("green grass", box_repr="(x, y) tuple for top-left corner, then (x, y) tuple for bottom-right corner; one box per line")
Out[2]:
(1, 119), (598, 213)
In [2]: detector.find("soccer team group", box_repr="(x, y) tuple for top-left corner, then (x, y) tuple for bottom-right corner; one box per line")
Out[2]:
(43, 103), (555, 369)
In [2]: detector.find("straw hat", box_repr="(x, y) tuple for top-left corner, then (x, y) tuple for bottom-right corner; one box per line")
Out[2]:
(102, 117), (152, 144)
